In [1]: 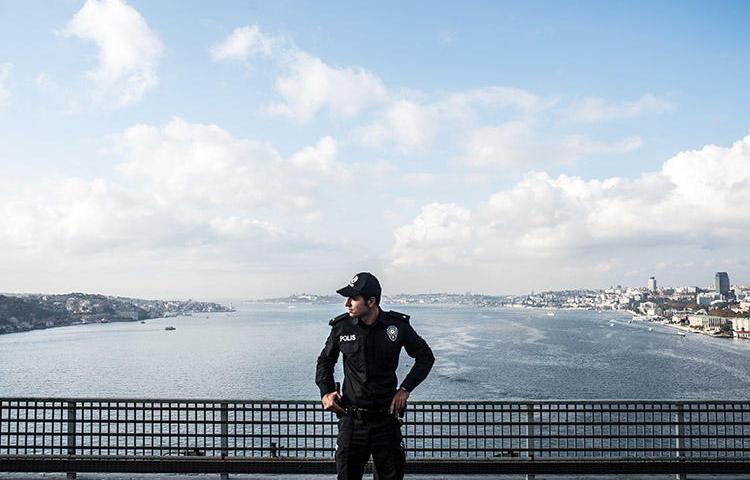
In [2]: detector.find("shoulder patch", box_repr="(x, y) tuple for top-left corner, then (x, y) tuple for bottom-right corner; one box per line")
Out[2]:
(386, 310), (410, 323)
(329, 313), (349, 326)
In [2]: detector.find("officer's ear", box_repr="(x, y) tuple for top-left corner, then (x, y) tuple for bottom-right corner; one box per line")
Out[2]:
(366, 296), (377, 308)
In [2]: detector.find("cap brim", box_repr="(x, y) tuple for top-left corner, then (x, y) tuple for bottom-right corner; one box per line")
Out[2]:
(336, 285), (360, 297)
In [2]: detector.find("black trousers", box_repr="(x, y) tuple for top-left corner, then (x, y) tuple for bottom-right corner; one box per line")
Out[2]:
(335, 414), (405, 480)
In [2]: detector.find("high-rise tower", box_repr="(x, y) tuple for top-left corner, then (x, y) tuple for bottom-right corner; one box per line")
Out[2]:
(647, 276), (657, 292)
(715, 272), (730, 297)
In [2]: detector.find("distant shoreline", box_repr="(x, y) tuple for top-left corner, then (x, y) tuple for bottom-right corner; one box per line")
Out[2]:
(0, 293), (233, 336)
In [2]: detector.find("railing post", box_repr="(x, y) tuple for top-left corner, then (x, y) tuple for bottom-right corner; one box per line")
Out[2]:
(524, 402), (535, 480)
(220, 402), (229, 480)
(675, 402), (686, 480)
(66, 401), (76, 480)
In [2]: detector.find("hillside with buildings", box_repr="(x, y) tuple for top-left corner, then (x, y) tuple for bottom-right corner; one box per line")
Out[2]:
(264, 272), (750, 340)
(0, 293), (233, 334)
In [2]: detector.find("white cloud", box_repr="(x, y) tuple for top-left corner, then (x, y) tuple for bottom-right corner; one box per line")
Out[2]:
(207, 216), (286, 239)
(460, 121), (541, 166)
(381, 100), (437, 149)
(0, 117), (356, 269)
(212, 25), (388, 122)
(562, 135), (643, 156)
(0, 118), (372, 298)
(114, 117), (334, 213)
(391, 133), (750, 268)
(352, 87), (556, 152)
(444, 86), (558, 117)
(211, 25), (276, 61)
(401, 172), (436, 188)
(391, 203), (473, 267)
(0, 177), (181, 255)
(214, 26), (653, 170)
(35, 72), (49, 86)
(571, 94), (672, 122)
(593, 259), (621, 273)
(353, 99), (438, 150)
(63, 0), (163, 107)
(459, 124), (643, 167)
(268, 50), (388, 122)
(0, 63), (11, 106)
(289, 136), (342, 176)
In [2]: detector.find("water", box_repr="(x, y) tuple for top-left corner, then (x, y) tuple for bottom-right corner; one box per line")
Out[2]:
(2, 303), (750, 400)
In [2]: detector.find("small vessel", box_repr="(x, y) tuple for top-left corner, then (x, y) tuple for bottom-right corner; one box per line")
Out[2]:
(648, 327), (653, 332)
(165, 326), (176, 331)
(546, 312), (555, 317)
(677, 332), (686, 337)
(609, 322), (615, 327)
(140, 320), (145, 324)
(628, 320), (633, 324)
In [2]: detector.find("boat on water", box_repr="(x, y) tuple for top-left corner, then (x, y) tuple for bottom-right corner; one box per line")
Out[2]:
(609, 322), (615, 327)
(165, 326), (176, 331)
(546, 312), (555, 316)
(140, 320), (145, 324)
(648, 327), (653, 332)
(677, 332), (686, 337)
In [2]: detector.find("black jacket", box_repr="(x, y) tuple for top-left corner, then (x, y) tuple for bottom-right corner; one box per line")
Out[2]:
(316, 309), (435, 409)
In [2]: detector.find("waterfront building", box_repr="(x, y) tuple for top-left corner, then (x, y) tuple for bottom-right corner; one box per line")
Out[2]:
(688, 314), (731, 333)
(648, 276), (657, 292)
(671, 314), (688, 324)
(732, 318), (750, 339)
(715, 272), (730, 298)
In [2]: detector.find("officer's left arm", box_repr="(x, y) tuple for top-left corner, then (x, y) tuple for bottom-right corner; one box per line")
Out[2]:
(399, 323), (435, 393)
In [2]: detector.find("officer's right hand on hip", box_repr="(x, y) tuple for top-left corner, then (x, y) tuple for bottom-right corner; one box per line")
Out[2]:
(321, 391), (345, 415)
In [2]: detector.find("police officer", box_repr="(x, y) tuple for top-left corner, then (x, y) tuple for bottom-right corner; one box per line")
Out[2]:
(316, 272), (435, 480)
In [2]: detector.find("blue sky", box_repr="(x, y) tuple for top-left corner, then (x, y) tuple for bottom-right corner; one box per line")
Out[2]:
(1, 1), (749, 298)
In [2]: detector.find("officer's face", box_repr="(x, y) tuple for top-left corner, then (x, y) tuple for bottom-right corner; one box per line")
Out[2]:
(345, 295), (373, 318)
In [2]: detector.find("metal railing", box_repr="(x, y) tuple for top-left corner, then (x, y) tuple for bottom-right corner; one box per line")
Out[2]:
(2, 398), (750, 476)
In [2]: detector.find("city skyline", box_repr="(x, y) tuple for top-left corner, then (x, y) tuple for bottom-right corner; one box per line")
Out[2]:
(3, 270), (746, 300)
(1, 1), (749, 298)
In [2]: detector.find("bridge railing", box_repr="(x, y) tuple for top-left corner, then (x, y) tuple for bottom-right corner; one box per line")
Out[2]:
(2, 398), (749, 476)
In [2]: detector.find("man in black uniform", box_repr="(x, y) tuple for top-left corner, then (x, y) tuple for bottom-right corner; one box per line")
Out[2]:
(316, 272), (435, 480)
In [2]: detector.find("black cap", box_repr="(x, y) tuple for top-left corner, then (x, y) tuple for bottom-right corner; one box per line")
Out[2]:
(336, 272), (382, 299)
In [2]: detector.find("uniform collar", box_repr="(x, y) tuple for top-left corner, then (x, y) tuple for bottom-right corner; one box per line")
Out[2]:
(376, 308), (386, 326)
(353, 308), (385, 328)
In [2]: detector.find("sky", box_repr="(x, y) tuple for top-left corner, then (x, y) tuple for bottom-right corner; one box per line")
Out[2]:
(0, 0), (749, 299)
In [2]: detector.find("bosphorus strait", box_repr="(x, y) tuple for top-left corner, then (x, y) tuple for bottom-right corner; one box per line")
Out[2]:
(3, 303), (749, 401)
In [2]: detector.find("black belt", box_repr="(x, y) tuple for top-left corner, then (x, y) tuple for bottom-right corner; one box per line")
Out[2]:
(344, 407), (391, 421)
